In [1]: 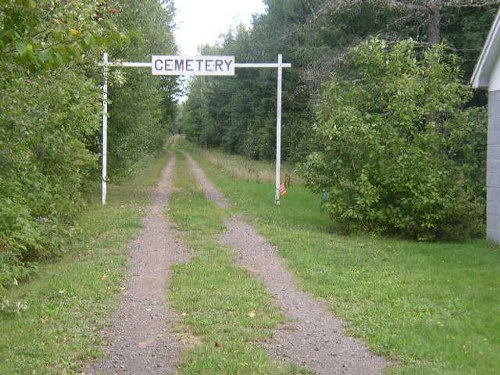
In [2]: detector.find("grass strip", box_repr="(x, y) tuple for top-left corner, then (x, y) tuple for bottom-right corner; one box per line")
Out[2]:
(168, 152), (309, 374)
(0, 154), (170, 374)
(188, 144), (500, 375)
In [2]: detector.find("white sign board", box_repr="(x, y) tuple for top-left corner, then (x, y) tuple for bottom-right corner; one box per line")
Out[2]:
(151, 55), (235, 76)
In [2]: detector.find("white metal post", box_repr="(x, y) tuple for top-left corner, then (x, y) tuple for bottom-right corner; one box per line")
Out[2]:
(275, 54), (283, 205)
(102, 53), (108, 205)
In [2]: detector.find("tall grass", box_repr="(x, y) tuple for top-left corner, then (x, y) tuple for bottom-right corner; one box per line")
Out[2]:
(195, 147), (301, 184)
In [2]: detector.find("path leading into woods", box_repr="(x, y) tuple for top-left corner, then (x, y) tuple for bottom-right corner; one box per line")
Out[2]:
(88, 153), (389, 375)
(87, 154), (189, 375)
(185, 154), (389, 375)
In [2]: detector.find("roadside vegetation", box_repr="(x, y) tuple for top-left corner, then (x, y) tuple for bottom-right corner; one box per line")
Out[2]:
(181, 1), (496, 240)
(188, 144), (500, 375)
(0, 154), (169, 374)
(183, 0), (495, 162)
(1, 1), (499, 374)
(300, 39), (486, 240)
(1, 0), (177, 291)
(2, 138), (498, 374)
(2, 0), (495, 291)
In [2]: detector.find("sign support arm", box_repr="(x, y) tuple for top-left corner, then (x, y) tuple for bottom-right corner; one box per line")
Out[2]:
(275, 54), (283, 205)
(102, 53), (108, 205)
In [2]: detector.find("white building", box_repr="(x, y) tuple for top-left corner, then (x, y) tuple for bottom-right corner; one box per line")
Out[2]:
(472, 8), (500, 243)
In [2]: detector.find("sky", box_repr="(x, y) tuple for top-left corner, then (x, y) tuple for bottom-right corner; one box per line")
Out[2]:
(173, 0), (267, 56)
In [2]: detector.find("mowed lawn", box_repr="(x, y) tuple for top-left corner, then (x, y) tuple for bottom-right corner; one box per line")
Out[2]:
(192, 146), (500, 375)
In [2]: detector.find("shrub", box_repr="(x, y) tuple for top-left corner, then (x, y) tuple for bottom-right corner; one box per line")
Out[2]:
(0, 67), (100, 287)
(300, 38), (486, 240)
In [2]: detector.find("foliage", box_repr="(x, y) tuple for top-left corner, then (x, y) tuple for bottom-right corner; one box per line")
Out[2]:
(0, 67), (101, 287)
(0, 0), (111, 288)
(182, 31), (278, 160)
(106, 0), (178, 179)
(300, 38), (486, 240)
(181, 0), (496, 163)
(180, 1), (493, 239)
(0, 0), (123, 70)
(0, 0), (178, 288)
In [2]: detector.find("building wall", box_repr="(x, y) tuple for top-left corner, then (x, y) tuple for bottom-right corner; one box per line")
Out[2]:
(489, 54), (500, 91)
(488, 90), (500, 243)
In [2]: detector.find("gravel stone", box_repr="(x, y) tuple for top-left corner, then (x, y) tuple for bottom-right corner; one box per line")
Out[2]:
(87, 152), (390, 375)
(87, 154), (190, 375)
(187, 153), (390, 375)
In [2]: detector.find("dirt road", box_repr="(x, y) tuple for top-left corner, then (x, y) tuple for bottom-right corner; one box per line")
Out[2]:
(185, 153), (389, 374)
(88, 154), (189, 375)
(88, 153), (389, 374)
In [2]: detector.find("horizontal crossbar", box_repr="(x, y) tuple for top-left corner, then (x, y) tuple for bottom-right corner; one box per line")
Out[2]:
(105, 62), (152, 67)
(234, 62), (292, 68)
(102, 62), (291, 69)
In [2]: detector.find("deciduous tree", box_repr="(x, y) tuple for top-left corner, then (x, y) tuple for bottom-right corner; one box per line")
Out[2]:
(300, 38), (486, 240)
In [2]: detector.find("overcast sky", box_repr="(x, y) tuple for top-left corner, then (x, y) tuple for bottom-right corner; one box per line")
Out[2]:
(173, 0), (266, 55)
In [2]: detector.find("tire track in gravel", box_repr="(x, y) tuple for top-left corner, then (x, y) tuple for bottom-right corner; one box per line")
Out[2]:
(185, 152), (229, 210)
(88, 154), (190, 375)
(185, 153), (390, 375)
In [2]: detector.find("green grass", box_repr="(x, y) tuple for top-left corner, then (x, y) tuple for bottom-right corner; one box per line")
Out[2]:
(168, 153), (310, 375)
(197, 147), (301, 184)
(3, 141), (498, 374)
(0, 154), (170, 374)
(188, 145), (500, 375)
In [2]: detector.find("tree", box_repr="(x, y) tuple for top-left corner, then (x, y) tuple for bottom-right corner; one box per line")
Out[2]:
(0, 0), (116, 288)
(317, 0), (499, 44)
(0, 0), (122, 70)
(0, 0), (178, 289)
(300, 38), (486, 240)
(106, 0), (178, 178)
(180, 0), (495, 172)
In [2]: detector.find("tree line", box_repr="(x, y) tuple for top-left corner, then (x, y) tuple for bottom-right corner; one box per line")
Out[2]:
(0, 0), (177, 289)
(1, 0), (498, 290)
(181, 0), (498, 240)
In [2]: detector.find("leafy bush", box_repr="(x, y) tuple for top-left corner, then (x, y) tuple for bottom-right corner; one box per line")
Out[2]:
(300, 38), (486, 240)
(105, 0), (178, 180)
(0, 0), (177, 288)
(0, 66), (100, 287)
(0, 0), (122, 289)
